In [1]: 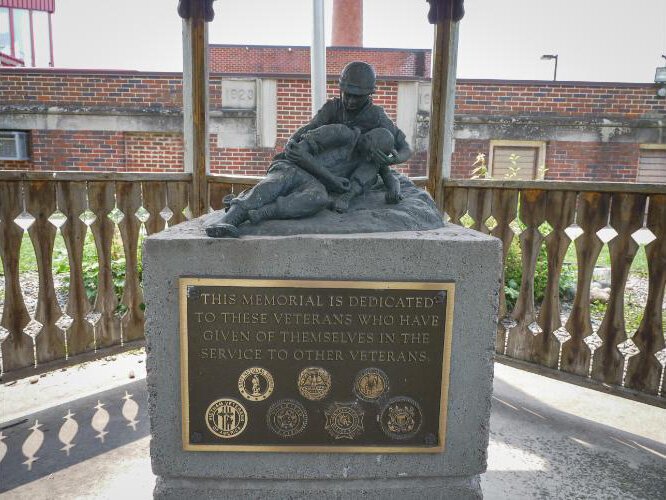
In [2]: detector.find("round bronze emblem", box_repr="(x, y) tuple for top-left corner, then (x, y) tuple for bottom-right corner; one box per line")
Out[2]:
(205, 398), (248, 438)
(238, 366), (274, 401)
(379, 397), (422, 440)
(297, 367), (331, 401)
(353, 367), (389, 402)
(324, 402), (364, 439)
(267, 399), (308, 437)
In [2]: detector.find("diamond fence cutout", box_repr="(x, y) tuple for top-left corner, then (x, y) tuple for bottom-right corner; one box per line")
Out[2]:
(655, 348), (666, 367)
(159, 206), (174, 222)
(631, 227), (657, 246)
(584, 333), (603, 353)
(85, 311), (102, 326)
(14, 211), (35, 231)
(617, 339), (639, 358)
(48, 210), (67, 229)
(460, 212), (475, 228)
(182, 206), (193, 220)
(442, 212), (451, 223)
(484, 216), (498, 232)
(538, 222), (553, 237)
(55, 314), (74, 331)
(553, 326), (571, 343)
(0, 325), (9, 342)
(108, 207), (125, 224)
(23, 319), (43, 338)
(509, 218), (523, 236)
(564, 223), (584, 241)
(596, 224), (618, 244)
(79, 209), (97, 226)
(135, 206), (150, 223)
(528, 322), (543, 336)
(501, 317), (517, 330)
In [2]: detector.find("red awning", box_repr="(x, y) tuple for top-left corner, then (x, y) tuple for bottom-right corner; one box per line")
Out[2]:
(0, 0), (55, 13)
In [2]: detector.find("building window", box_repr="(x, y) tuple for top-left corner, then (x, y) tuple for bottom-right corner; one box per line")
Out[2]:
(638, 145), (666, 184)
(488, 140), (547, 180)
(0, 131), (29, 160)
(0, 7), (9, 56)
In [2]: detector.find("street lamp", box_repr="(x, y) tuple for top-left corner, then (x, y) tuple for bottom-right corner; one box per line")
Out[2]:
(541, 54), (558, 81)
(655, 55), (666, 98)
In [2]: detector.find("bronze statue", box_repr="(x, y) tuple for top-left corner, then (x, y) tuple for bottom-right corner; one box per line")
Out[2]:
(205, 61), (413, 238)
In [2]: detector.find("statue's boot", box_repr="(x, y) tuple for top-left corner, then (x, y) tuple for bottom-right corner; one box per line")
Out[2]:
(248, 202), (279, 224)
(204, 204), (248, 238)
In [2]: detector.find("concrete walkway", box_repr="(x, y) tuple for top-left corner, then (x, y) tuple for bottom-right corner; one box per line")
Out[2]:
(1, 354), (664, 499)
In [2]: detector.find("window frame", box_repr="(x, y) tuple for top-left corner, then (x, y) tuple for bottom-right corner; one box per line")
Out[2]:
(488, 140), (547, 180)
(637, 143), (666, 184)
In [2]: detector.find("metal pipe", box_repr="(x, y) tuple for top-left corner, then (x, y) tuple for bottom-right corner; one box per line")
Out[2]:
(311, 0), (327, 115)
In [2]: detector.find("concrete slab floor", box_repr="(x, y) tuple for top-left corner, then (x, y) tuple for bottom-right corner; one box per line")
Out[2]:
(1, 352), (664, 499)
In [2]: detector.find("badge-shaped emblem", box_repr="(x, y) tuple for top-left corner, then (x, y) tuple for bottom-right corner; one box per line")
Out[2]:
(267, 399), (308, 437)
(379, 397), (422, 440)
(238, 366), (274, 401)
(353, 367), (389, 402)
(324, 402), (364, 439)
(297, 367), (331, 401)
(205, 398), (248, 438)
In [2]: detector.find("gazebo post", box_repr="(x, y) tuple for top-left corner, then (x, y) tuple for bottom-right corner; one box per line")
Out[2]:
(180, 0), (212, 217)
(427, 9), (460, 209)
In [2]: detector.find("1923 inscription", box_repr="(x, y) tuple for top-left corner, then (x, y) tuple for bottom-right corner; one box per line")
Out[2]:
(180, 278), (454, 453)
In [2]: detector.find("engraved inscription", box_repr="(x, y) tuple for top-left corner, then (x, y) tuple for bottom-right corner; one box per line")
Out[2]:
(182, 279), (453, 451)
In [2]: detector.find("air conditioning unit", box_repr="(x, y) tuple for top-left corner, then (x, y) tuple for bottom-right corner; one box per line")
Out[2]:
(0, 131), (29, 160)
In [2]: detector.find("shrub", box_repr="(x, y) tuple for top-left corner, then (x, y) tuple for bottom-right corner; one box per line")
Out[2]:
(504, 237), (576, 311)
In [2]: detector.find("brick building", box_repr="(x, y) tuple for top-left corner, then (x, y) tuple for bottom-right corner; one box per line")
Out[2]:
(1, 44), (665, 182)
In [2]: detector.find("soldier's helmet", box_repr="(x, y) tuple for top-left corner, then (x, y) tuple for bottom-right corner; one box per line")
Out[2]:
(339, 61), (376, 95)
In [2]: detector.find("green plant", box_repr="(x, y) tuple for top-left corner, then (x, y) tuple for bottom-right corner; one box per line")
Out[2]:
(505, 153), (520, 179)
(470, 153), (489, 179)
(503, 238), (576, 311)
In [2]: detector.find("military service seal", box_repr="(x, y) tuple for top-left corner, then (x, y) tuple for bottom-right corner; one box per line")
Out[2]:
(297, 367), (331, 401)
(353, 367), (389, 402)
(379, 396), (422, 440)
(267, 399), (308, 437)
(205, 398), (248, 438)
(324, 402), (364, 439)
(238, 366), (274, 401)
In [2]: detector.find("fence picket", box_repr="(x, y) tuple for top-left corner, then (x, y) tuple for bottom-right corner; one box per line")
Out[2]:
(25, 181), (66, 364)
(592, 193), (646, 385)
(537, 190), (577, 368)
(115, 182), (144, 342)
(57, 181), (94, 355)
(562, 192), (611, 376)
(0, 181), (32, 372)
(507, 189), (547, 362)
(625, 194), (666, 393)
(87, 182), (121, 348)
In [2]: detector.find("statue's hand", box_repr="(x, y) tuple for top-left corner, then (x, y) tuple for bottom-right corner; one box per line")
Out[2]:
(285, 142), (308, 164)
(370, 148), (398, 167)
(385, 187), (403, 204)
(329, 176), (351, 194)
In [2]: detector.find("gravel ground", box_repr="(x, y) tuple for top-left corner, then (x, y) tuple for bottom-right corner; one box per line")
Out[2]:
(0, 272), (69, 321)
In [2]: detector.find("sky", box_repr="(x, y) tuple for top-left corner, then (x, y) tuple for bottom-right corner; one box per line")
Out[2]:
(50, 0), (666, 82)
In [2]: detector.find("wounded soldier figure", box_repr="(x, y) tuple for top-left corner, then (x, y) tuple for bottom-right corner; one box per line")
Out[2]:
(204, 123), (401, 238)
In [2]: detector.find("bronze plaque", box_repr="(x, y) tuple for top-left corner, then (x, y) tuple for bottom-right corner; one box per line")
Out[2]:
(179, 278), (454, 453)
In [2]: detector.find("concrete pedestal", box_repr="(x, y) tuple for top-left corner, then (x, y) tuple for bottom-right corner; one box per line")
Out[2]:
(143, 220), (501, 499)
